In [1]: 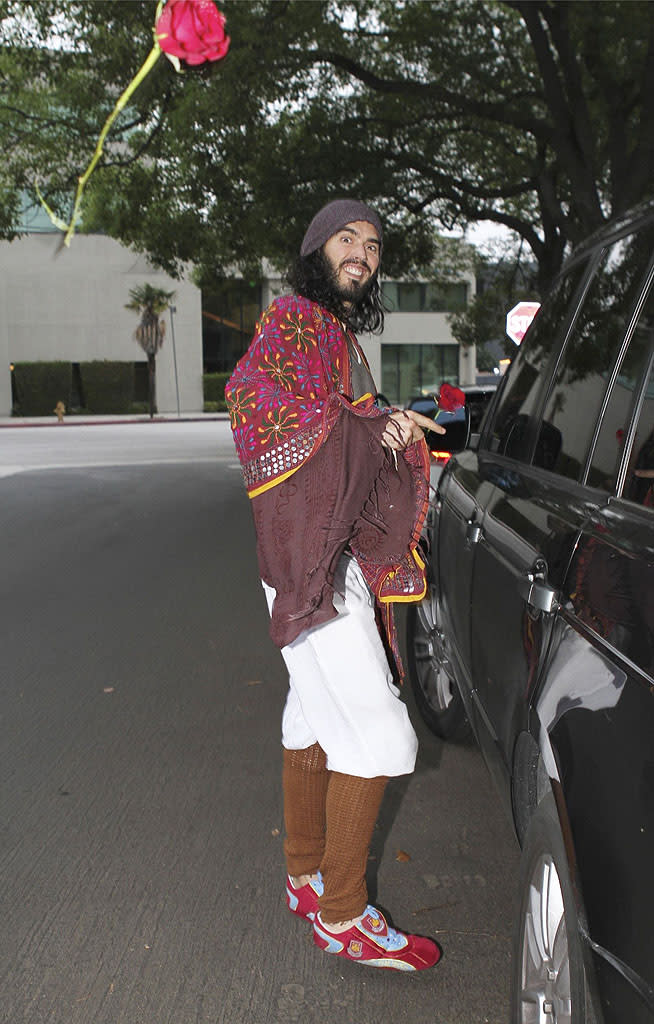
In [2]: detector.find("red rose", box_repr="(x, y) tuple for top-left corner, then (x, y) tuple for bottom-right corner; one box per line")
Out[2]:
(437, 382), (466, 413)
(156, 0), (230, 66)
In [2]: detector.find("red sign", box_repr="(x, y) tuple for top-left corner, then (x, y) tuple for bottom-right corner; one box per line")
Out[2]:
(506, 301), (541, 345)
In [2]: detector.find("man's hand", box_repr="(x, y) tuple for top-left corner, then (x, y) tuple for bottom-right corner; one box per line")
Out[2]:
(381, 409), (446, 451)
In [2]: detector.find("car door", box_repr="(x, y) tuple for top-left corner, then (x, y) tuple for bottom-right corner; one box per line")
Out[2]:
(535, 289), (654, 1021)
(468, 225), (654, 798)
(469, 464), (597, 801)
(433, 251), (593, 724)
(436, 252), (592, 724)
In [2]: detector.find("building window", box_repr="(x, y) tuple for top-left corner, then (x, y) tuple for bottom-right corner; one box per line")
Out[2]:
(382, 281), (468, 313)
(202, 279), (262, 373)
(381, 344), (459, 406)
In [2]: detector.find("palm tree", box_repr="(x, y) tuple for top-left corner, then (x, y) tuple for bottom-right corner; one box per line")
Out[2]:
(125, 283), (176, 418)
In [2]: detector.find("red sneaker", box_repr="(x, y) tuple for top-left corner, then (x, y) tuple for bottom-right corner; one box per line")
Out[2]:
(313, 905), (441, 971)
(286, 872), (324, 922)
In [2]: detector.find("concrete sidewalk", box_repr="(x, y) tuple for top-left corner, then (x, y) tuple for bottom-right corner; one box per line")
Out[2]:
(0, 412), (230, 428)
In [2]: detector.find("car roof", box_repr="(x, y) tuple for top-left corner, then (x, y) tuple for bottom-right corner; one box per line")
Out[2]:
(559, 197), (654, 275)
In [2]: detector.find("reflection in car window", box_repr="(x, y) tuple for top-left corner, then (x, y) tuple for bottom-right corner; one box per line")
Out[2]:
(624, 361), (654, 510)
(484, 260), (589, 462)
(587, 279), (654, 493)
(533, 228), (654, 480)
(467, 390), (496, 432)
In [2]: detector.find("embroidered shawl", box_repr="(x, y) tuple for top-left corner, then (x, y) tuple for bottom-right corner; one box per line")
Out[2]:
(226, 295), (354, 497)
(225, 294), (431, 642)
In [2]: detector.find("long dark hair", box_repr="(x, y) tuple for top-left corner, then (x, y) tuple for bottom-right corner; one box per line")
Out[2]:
(285, 249), (385, 335)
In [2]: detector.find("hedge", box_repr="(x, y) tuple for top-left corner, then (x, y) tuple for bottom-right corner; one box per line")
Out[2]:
(12, 361), (72, 416)
(203, 372), (230, 410)
(79, 361), (135, 414)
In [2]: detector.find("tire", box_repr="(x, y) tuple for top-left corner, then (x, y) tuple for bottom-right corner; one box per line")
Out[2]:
(405, 586), (469, 740)
(512, 798), (595, 1024)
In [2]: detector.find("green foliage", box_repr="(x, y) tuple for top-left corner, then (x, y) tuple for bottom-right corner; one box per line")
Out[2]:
(125, 281), (175, 393)
(79, 360), (134, 414)
(3, 1), (654, 287)
(125, 282), (175, 317)
(11, 361), (71, 416)
(203, 372), (229, 409)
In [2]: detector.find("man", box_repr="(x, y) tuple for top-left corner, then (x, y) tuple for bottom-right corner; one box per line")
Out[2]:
(226, 199), (444, 971)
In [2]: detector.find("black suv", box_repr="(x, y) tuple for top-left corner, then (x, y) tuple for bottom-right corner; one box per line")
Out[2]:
(407, 202), (654, 1023)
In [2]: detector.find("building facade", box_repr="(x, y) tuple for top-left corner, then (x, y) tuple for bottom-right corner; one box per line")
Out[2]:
(0, 225), (203, 418)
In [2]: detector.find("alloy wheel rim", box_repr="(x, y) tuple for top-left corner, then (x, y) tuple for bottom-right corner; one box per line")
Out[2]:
(412, 590), (455, 712)
(518, 853), (572, 1023)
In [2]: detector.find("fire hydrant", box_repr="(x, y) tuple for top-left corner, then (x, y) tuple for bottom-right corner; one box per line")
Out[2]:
(54, 401), (66, 423)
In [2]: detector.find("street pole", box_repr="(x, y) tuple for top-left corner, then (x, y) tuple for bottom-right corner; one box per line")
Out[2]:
(169, 305), (181, 417)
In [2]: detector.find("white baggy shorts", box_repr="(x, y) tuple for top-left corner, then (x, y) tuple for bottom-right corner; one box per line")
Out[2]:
(262, 554), (418, 778)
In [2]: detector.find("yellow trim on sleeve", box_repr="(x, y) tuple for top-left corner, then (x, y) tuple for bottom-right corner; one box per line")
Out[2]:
(379, 546), (427, 603)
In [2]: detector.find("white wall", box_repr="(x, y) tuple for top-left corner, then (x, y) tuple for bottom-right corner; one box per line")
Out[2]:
(0, 233), (203, 416)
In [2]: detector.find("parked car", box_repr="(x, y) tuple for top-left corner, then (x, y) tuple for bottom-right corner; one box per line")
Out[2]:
(407, 201), (654, 1023)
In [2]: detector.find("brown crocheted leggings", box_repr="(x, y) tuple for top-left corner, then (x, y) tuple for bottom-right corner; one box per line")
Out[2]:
(282, 742), (388, 924)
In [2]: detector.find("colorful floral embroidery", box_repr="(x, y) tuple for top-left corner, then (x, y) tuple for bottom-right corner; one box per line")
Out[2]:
(258, 406), (300, 445)
(294, 351), (321, 398)
(226, 386), (256, 430)
(262, 351), (296, 389)
(226, 295), (347, 493)
(281, 309), (317, 353)
(233, 421), (257, 455)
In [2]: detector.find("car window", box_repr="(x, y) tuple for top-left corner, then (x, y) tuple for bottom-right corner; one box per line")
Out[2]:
(623, 359), (654, 510)
(532, 227), (654, 480)
(483, 259), (590, 461)
(587, 277), (654, 493)
(467, 390), (496, 432)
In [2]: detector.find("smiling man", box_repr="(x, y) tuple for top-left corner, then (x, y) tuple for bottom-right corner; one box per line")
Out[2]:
(226, 199), (443, 971)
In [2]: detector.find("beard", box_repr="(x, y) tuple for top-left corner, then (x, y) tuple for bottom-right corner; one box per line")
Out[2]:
(320, 250), (376, 311)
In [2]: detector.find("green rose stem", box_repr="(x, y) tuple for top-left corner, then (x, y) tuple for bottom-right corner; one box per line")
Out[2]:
(37, 2), (166, 246)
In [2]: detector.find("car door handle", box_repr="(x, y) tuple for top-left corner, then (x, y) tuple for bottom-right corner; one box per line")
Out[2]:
(466, 518), (482, 545)
(518, 573), (559, 614)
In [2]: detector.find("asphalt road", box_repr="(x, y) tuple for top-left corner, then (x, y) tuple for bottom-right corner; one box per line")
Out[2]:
(0, 421), (519, 1024)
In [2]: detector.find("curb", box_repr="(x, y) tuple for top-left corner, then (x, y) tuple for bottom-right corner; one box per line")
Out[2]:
(0, 414), (230, 429)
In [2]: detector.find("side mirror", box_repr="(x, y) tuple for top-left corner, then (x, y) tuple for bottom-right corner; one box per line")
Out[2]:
(425, 404), (471, 455)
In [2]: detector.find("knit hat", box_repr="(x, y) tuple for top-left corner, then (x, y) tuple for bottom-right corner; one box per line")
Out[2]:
(300, 199), (383, 258)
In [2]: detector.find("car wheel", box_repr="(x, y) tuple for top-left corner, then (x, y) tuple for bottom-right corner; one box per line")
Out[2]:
(405, 586), (468, 740)
(512, 799), (593, 1024)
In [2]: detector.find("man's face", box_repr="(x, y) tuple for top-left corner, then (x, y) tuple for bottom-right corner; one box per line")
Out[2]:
(322, 220), (381, 304)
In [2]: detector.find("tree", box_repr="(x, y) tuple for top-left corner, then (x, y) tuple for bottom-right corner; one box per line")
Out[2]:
(2, 1), (654, 290)
(125, 283), (175, 417)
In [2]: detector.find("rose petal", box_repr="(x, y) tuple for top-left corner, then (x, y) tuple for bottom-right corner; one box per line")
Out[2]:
(156, 1), (230, 64)
(206, 37), (230, 59)
(172, 5), (203, 48)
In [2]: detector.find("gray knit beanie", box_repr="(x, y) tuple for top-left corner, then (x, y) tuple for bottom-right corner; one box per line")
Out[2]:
(300, 199), (383, 258)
